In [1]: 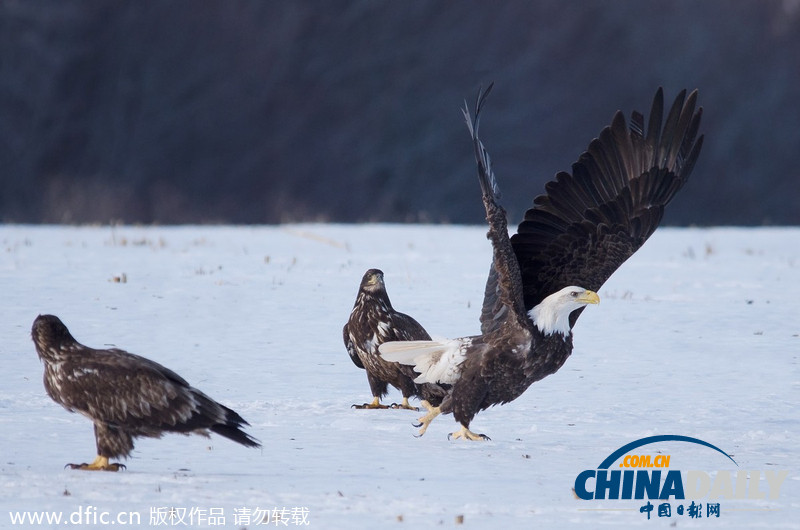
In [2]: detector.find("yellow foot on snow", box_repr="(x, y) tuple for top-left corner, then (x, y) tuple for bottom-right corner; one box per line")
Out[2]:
(447, 425), (491, 441)
(66, 455), (125, 471)
(389, 397), (419, 411)
(352, 396), (390, 409)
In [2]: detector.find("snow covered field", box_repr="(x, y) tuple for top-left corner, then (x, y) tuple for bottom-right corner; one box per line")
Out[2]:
(0, 224), (797, 529)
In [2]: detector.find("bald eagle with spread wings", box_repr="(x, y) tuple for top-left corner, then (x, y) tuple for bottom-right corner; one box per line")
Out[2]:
(344, 269), (448, 410)
(31, 314), (260, 470)
(381, 86), (703, 440)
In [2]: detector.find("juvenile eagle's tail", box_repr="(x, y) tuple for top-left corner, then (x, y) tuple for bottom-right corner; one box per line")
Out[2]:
(210, 405), (261, 448)
(189, 389), (261, 448)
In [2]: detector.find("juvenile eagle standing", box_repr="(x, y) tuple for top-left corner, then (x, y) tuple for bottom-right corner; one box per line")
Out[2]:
(344, 269), (447, 410)
(31, 314), (260, 470)
(381, 86), (703, 440)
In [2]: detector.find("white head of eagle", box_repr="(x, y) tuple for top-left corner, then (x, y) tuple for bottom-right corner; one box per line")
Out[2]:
(529, 286), (600, 337)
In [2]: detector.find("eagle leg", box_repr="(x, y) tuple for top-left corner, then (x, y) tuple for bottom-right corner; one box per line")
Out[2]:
(66, 455), (126, 472)
(389, 397), (419, 411)
(447, 425), (491, 442)
(351, 396), (391, 409)
(412, 405), (442, 437)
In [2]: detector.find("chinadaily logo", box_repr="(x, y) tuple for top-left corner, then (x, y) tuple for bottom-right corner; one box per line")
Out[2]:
(574, 435), (789, 520)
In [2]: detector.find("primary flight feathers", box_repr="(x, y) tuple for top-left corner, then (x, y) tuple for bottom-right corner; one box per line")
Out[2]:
(380, 86), (703, 441)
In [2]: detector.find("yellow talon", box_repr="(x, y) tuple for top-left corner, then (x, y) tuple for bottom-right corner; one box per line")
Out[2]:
(390, 397), (419, 411)
(412, 405), (441, 437)
(352, 396), (390, 409)
(66, 455), (125, 471)
(447, 425), (490, 441)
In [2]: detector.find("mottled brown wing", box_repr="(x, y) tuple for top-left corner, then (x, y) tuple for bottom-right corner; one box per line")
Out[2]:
(343, 323), (365, 369)
(390, 311), (432, 341)
(54, 347), (206, 431)
(510, 88), (704, 321)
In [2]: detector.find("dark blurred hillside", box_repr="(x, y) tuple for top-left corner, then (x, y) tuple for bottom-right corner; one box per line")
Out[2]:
(1, 1), (798, 225)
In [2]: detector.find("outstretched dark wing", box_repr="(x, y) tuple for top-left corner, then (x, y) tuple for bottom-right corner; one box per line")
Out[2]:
(510, 88), (703, 320)
(463, 84), (528, 336)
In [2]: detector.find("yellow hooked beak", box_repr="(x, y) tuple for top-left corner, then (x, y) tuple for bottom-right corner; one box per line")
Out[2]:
(578, 290), (600, 305)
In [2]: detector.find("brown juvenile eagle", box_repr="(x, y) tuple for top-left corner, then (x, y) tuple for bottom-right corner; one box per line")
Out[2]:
(31, 314), (260, 470)
(381, 86), (703, 440)
(344, 269), (447, 410)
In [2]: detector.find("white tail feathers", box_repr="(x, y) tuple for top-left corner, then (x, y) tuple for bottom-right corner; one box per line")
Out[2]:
(379, 338), (470, 385)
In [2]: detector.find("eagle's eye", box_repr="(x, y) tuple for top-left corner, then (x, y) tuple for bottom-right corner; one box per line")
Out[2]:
(570, 291), (579, 298)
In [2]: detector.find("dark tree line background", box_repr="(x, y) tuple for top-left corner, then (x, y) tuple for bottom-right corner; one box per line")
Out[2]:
(1, 1), (798, 225)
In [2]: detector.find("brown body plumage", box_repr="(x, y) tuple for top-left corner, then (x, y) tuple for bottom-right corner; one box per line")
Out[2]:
(31, 314), (260, 470)
(381, 86), (703, 440)
(343, 269), (447, 410)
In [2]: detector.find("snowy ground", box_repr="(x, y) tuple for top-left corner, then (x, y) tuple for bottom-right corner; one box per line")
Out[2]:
(0, 224), (797, 529)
